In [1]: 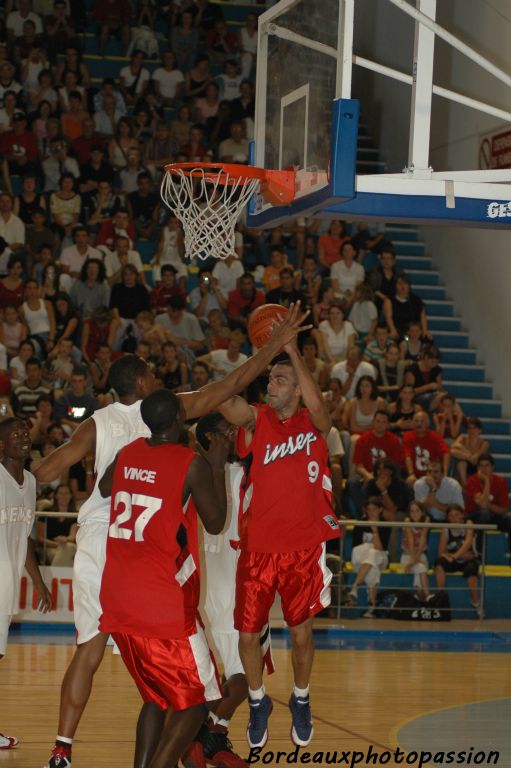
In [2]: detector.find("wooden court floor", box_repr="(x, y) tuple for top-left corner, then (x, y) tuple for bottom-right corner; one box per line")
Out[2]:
(0, 623), (510, 767)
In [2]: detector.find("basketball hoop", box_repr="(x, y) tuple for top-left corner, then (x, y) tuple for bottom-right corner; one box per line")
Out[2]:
(161, 162), (295, 261)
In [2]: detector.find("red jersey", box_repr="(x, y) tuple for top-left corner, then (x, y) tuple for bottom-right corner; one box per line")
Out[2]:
(352, 430), (404, 471)
(465, 473), (509, 514)
(402, 429), (450, 477)
(236, 405), (339, 553)
(99, 438), (199, 639)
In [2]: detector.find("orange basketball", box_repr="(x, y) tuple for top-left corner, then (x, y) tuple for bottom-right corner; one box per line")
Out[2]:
(248, 304), (288, 348)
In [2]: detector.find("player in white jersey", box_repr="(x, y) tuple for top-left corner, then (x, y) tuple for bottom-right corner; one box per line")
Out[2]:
(36, 304), (309, 768)
(0, 418), (52, 750)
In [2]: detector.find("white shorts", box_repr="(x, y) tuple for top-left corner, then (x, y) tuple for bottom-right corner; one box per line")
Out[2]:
(0, 614), (12, 656)
(73, 521), (109, 645)
(209, 629), (244, 679)
(351, 543), (389, 588)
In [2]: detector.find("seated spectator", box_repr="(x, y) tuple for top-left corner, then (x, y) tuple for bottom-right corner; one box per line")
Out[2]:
(7, 1), (43, 44)
(206, 20), (237, 66)
(152, 50), (184, 106)
(119, 147), (147, 195)
(403, 410), (450, 486)
(36, 483), (77, 566)
(295, 254), (322, 310)
(55, 44), (91, 90)
(19, 278), (57, 356)
(317, 220), (349, 270)
(9, 339), (36, 385)
(350, 221), (388, 263)
(53, 291), (79, 346)
(401, 500), (432, 602)
(43, 141), (79, 193)
(450, 417), (489, 487)
(0, 89), (18, 133)
(204, 308), (230, 351)
(46, 336), (75, 393)
(191, 360), (210, 388)
(152, 216), (186, 285)
(215, 59), (242, 102)
(96, 208), (136, 252)
(313, 282), (335, 326)
(348, 496), (390, 618)
(434, 504), (480, 614)
(331, 346), (376, 399)
(29, 393), (54, 448)
(302, 336), (329, 390)
(387, 383), (421, 435)
(229, 79), (255, 126)
(368, 248), (398, 309)
(156, 341), (188, 392)
(149, 265), (183, 314)
(80, 306), (119, 363)
(171, 104), (193, 150)
(219, 120), (249, 163)
(212, 253), (243, 300)
(54, 367), (96, 431)
(414, 459), (464, 522)
(45, 0), (76, 60)
(60, 90), (88, 141)
(86, 179), (122, 230)
(94, 0), (131, 56)
(94, 91), (124, 137)
(365, 458), (409, 516)
(27, 209), (55, 265)
(103, 235), (145, 287)
(57, 68), (86, 113)
(314, 299), (356, 364)
(19, 42), (47, 96)
(399, 320), (425, 364)
(226, 272), (264, 331)
(383, 273), (431, 341)
(132, 106), (154, 147)
(13, 174), (46, 229)
(195, 81), (220, 130)
(331, 240), (364, 309)
(344, 378), (387, 444)
(1, 111), (39, 177)
(11, 355), (52, 417)
(109, 264), (150, 345)
(0, 254), (25, 309)
(72, 117), (106, 166)
(41, 261), (73, 299)
(239, 13), (258, 80)
(79, 146), (115, 201)
(349, 282), (377, 344)
(265, 267), (304, 308)
(197, 329), (247, 381)
(144, 121), (174, 181)
(189, 269), (226, 320)
(119, 49), (150, 106)
(433, 393), (464, 442)
(30, 70), (58, 117)
(89, 341), (112, 396)
(154, 294), (206, 354)
(377, 342), (407, 402)
(0, 303), (27, 356)
(70, 258), (110, 319)
(405, 345), (445, 412)
(323, 377), (346, 433)
(0, 61), (23, 106)
(364, 323), (391, 366)
(352, 409), (404, 483)
(127, 172), (159, 239)
(181, 123), (211, 162)
(465, 453), (511, 560)
(60, 225), (102, 278)
(172, 11), (200, 74)
(93, 77), (126, 115)
(262, 247), (288, 293)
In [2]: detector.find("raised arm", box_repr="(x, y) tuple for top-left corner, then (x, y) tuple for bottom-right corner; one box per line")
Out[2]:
(33, 418), (96, 483)
(178, 301), (310, 420)
(186, 453), (226, 535)
(285, 339), (331, 435)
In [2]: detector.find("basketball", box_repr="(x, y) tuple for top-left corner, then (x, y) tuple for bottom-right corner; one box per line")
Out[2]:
(248, 304), (288, 348)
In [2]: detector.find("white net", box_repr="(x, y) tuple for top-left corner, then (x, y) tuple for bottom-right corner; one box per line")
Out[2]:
(161, 166), (260, 260)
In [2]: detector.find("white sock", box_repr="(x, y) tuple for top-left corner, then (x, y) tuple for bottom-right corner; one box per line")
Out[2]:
(217, 718), (230, 728)
(56, 736), (73, 745)
(249, 685), (265, 701)
(293, 684), (309, 698)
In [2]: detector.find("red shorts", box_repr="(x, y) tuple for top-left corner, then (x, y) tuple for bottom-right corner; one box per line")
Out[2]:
(234, 543), (332, 633)
(112, 623), (222, 711)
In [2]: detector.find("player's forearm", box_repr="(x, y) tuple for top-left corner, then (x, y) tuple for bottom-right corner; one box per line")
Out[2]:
(288, 346), (331, 433)
(209, 469), (227, 534)
(25, 538), (45, 587)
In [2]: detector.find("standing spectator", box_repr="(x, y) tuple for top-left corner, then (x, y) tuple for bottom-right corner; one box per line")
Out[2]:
(403, 410), (450, 485)
(226, 272), (264, 331)
(450, 417), (489, 487)
(60, 225), (102, 278)
(331, 241), (364, 309)
(11, 356), (52, 417)
(435, 504), (480, 613)
(70, 258), (110, 319)
(330, 346), (376, 399)
(119, 50), (150, 106)
(172, 11), (200, 73)
(383, 273), (431, 341)
(314, 300), (356, 364)
(54, 368), (96, 431)
(465, 453), (511, 559)
(127, 172), (160, 238)
(414, 459), (464, 522)
(94, 0), (131, 56)
(152, 50), (184, 106)
(154, 295), (205, 353)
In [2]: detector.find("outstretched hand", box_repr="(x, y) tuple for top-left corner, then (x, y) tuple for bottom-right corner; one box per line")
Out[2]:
(34, 581), (53, 613)
(266, 301), (311, 350)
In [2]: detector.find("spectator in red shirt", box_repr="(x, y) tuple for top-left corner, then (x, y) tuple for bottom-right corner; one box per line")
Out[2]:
(94, 0), (131, 56)
(1, 111), (39, 175)
(226, 272), (264, 332)
(149, 266), (184, 315)
(403, 410), (450, 486)
(96, 208), (136, 252)
(465, 453), (511, 557)
(353, 410), (404, 482)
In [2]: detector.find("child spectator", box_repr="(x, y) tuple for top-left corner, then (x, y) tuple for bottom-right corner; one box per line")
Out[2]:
(399, 320), (425, 363)
(156, 341), (188, 392)
(387, 383), (421, 435)
(383, 273), (431, 341)
(450, 417), (489, 487)
(433, 393), (464, 442)
(377, 342), (407, 402)
(9, 340), (36, 386)
(401, 500), (432, 603)
(349, 282), (377, 343)
(435, 503), (480, 614)
(348, 496), (391, 618)
(364, 323), (391, 366)
(405, 345), (445, 412)
(0, 304), (27, 357)
(36, 483), (77, 567)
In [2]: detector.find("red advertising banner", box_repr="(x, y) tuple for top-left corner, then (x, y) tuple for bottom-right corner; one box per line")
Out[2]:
(479, 128), (511, 169)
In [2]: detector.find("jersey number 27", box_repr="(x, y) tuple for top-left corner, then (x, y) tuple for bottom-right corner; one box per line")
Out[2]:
(109, 491), (162, 542)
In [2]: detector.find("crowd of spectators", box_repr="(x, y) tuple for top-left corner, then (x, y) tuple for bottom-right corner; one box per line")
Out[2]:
(0, 0), (508, 605)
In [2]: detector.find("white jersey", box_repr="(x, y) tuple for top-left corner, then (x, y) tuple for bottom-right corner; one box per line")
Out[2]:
(77, 401), (150, 525)
(0, 464), (36, 615)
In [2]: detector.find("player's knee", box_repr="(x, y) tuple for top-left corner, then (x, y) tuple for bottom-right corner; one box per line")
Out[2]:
(290, 621), (313, 649)
(239, 631), (260, 650)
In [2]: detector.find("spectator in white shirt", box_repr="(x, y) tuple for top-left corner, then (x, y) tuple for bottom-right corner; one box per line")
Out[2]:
(331, 240), (365, 309)
(219, 121), (249, 163)
(215, 59), (242, 102)
(7, 0), (43, 39)
(212, 254), (244, 298)
(103, 235), (145, 286)
(60, 225), (102, 279)
(152, 50), (184, 106)
(0, 193), (25, 252)
(119, 50), (151, 106)
(414, 460), (464, 522)
(331, 346), (377, 399)
(196, 330), (248, 381)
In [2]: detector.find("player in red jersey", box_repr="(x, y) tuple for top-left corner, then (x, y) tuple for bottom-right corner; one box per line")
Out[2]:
(98, 389), (228, 768)
(218, 337), (339, 750)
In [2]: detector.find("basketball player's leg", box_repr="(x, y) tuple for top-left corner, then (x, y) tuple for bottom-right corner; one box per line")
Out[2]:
(148, 705), (209, 768)
(134, 702), (166, 768)
(0, 617), (19, 750)
(289, 618), (315, 688)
